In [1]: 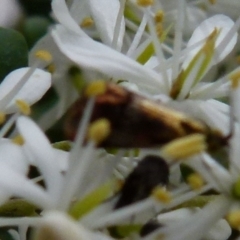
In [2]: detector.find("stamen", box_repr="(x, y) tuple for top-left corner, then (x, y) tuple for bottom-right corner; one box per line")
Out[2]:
(160, 134), (206, 160)
(154, 10), (164, 23)
(0, 112), (6, 125)
(126, 14), (148, 57)
(84, 80), (107, 97)
(172, 0), (184, 80)
(229, 70), (240, 89)
(11, 135), (25, 145)
(0, 113), (18, 138)
(16, 100), (31, 115)
(152, 187), (171, 204)
(35, 50), (53, 64)
(187, 173), (204, 190)
(111, 0), (126, 51)
(144, 8), (169, 92)
(137, 0), (154, 7)
(80, 17), (94, 28)
(87, 118), (111, 144)
(226, 211), (240, 229)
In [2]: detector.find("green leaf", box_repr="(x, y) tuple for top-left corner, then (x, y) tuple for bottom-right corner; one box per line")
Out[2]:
(0, 28), (28, 82)
(22, 16), (51, 49)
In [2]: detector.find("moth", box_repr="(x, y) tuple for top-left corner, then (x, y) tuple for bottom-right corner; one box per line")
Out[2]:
(114, 155), (169, 209)
(64, 82), (227, 149)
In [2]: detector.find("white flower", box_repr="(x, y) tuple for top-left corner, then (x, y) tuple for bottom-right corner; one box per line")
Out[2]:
(165, 76), (240, 236)
(142, 207), (231, 240)
(52, 13), (239, 134)
(0, 67), (51, 114)
(35, 211), (113, 240)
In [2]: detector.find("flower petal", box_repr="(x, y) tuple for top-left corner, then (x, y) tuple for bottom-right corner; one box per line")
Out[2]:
(51, 0), (87, 36)
(0, 162), (52, 208)
(52, 25), (166, 91)
(183, 15), (238, 68)
(88, 0), (125, 49)
(0, 139), (28, 174)
(0, 68), (51, 113)
(16, 116), (63, 201)
(35, 211), (113, 240)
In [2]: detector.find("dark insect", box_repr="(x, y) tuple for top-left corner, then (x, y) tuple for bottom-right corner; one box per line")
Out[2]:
(64, 82), (227, 149)
(140, 219), (162, 237)
(114, 155), (169, 209)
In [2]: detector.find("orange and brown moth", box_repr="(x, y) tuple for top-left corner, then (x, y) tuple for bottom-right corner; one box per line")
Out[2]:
(64, 81), (227, 150)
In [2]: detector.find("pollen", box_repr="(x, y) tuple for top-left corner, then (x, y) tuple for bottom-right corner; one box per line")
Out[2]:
(187, 173), (204, 190)
(12, 135), (25, 145)
(0, 112), (6, 125)
(84, 80), (107, 97)
(35, 50), (53, 64)
(160, 134), (206, 160)
(16, 100), (31, 115)
(226, 210), (240, 229)
(80, 17), (94, 28)
(152, 187), (171, 204)
(137, 0), (154, 7)
(154, 10), (164, 23)
(87, 118), (111, 144)
(47, 64), (56, 74)
(229, 70), (240, 89)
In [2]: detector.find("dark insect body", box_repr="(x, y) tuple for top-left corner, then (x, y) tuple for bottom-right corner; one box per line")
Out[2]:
(140, 219), (162, 237)
(114, 155), (169, 209)
(64, 82), (227, 149)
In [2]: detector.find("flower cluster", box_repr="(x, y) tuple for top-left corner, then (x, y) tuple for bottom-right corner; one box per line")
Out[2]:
(0, 0), (239, 240)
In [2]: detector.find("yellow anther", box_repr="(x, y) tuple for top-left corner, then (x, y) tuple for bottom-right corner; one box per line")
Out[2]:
(229, 71), (240, 89)
(161, 134), (206, 160)
(35, 50), (53, 63)
(87, 118), (111, 144)
(16, 100), (31, 115)
(47, 64), (56, 74)
(208, 0), (216, 4)
(0, 112), (6, 125)
(226, 211), (240, 229)
(187, 173), (204, 190)
(84, 80), (107, 97)
(12, 135), (25, 145)
(137, 0), (154, 7)
(152, 187), (171, 204)
(155, 22), (163, 38)
(80, 17), (94, 28)
(154, 10), (164, 23)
